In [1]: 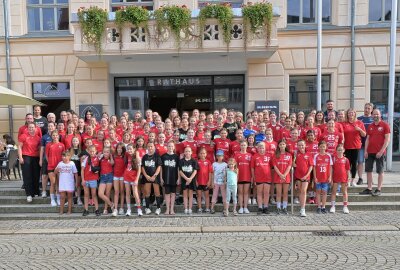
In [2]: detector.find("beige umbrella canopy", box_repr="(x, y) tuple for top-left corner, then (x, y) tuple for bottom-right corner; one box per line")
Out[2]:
(0, 85), (45, 106)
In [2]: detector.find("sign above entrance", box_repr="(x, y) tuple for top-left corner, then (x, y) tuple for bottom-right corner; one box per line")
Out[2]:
(79, 104), (103, 120)
(146, 76), (212, 87)
(33, 82), (70, 99)
(255, 100), (280, 115)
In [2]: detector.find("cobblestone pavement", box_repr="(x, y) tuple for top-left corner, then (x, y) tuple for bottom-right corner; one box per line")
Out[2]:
(0, 211), (400, 230)
(0, 231), (399, 269)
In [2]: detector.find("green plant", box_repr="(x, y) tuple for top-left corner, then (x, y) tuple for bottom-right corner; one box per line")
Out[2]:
(153, 5), (191, 48)
(115, 6), (149, 28)
(242, 2), (273, 45)
(198, 3), (233, 48)
(78, 6), (108, 54)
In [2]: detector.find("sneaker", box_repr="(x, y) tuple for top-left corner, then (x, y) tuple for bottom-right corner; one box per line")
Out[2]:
(257, 208), (263, 215)
(282, 208), (288, 215)
(103, 209), (109, 215)
(252, 198), (257, 205)
(112, 209), (118, 217)
(372, 189), (381, 196)
(300, 208), (307, 217)
(155, 208), (161, 215)
(248, 198), (252, 205)
(77, 198), (83, 206)
(204, 208), (210, 213)
(316, 208), (322, 214)
(275, 208), (281, 215)
(82, 209), (89, 216)
(348, 182), (352, 187)
(27, 196), (33, 203)
(210, 208), (215, 214)
(184, 209), (189, 214)
(145, 208), (151, 215)
(270, 197), (276, 205)
(95, 209), (101, 216)
(233, 210), (238, 216)
(357, 178), (363, 185)
(351, 181), (358, 187)
(197, 208), (203, 214)
(293, 197), (300, 204)
(238, 208), (244, 214)
(51, 200), (57, 207)
(188, 209), (193, 215)
(336, 192), (340, 196)
(118, 208), (125, 215)
(359, 189), (372, 195)
(343, 206), (350, 214)
(223, 210), (228, 217)
(193, 200), (197, 205)
(137, 208), (143, 216)
(263, 207), (270, 215)
(243, 208), (250, 214)
(321, 208), (327, 214)
(41, 191), (47, 198)
(142, 198), (146, 206)
(56, 197), (61, 206)
(330, 206), (336, 213)
(125, 209), (131, 216)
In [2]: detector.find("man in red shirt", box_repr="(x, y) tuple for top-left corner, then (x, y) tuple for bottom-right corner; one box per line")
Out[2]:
(361, 109), (390, 196)
(18, 113), (42, 140)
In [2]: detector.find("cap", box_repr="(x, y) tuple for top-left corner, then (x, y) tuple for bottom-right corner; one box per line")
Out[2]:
(216, 150), (224, 156)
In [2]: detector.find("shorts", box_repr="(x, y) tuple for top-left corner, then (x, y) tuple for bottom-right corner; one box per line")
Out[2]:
(181, 180), (197, 191)
(47, 169), (55, 173)
(333, 178), (348, 184)
(113, 176), (124, 181)
(59, 178), (75, 193)
(197, 185), (209, 191)
(358, 147), (365, 164)
(124, 181), (138, 186)
(238, 181), (250, 185)
(85, 180), (98, 189)
(316, 182), (329, 192)
(165, 185), (177, 194)
(99, 173), (113, 184)
(365, 154), (384, 174)
(41, 159), (48, 175)
(256, 182), (272, 185)
(295, 179), (309, 183)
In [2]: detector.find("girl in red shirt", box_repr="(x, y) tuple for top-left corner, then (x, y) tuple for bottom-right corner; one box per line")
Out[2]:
(181, 129), (198, 159)
(63, 122), (81, 150)
(246, 134), (257, 155)
(196, 148), (213, 212)
(112, 143), (126, 216)
(313, 141), (333, 214)
(198, 130), (215, 163)
(98, 147), (114, 215)
(195, 121), (206, 143)
(229, 129), (244, 157)
(235, 140), (252, 214)
(81, 145), (100, 216)
(155, 133), (168, 156)
(214, 129), (231, 162)
(46, 131), (65, 207)
(123, 144), (142, 217)
(272, 140), (292, 215)
(122, 132), (132, 148)
(294, 140), (314, 217)
(330, 144), (350, 214)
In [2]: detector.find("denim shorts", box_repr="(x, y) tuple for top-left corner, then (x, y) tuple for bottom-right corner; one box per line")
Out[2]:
(100, 173), (113, 184)
(316, 182), (330, 192)
(85, 180), (98, 189)
(358, 147), (365, 164)
(113, 176), (124, 181)
(124, 181), (138, 186)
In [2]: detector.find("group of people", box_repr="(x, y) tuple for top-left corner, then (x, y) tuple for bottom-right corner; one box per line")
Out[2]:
(14, 100), (390, 217)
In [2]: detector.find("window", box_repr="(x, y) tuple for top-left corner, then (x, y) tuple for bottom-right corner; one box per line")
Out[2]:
(287, 0), (331, 24)
(27, 0), (69, 32)
(289, 75), (330, 113)
(369, 0), (400, 22)
(198, 0), (243, 9)
(111, 0), (154, 11)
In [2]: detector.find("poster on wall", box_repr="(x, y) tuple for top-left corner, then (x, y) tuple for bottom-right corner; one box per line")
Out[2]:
(79, 104), (103, 120)
(255, 100), (280, 115)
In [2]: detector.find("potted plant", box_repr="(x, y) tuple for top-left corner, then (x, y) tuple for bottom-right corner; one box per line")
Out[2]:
(242, 1), (273, 45)
(78, 6), (108, 54)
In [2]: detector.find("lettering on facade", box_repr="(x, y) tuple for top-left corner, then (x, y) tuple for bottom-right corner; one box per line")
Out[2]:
(147, 77), (211, 87)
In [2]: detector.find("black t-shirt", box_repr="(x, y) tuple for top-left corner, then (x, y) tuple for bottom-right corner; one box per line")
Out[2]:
(161, 153), (180, 186)
(211, 128), (222, 140)
(141, 153), (162, 181)
(179, 158), (199, 181)
(223, 122), (239, 141)
(178, 128), (189, 142)
(34, 116), (48, 134)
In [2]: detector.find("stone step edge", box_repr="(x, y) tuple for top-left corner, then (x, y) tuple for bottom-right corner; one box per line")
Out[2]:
(0, 225), (399, 235)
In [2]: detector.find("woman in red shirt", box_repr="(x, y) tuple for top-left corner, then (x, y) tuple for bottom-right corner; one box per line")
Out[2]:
(18, 122), (41, 202)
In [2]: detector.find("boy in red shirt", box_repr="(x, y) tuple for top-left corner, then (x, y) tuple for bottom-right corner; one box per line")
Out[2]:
(330, 144), (350, 214)
(313, 141), (333, 214)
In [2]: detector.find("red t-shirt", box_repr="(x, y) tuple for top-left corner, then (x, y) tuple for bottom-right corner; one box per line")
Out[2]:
(264, 141), (277, 156)
(214, 138), (230, 161)
(123, 154), (138, 182)
(19, 133), (41, 157)
(82, 156), (100, 181)
(313, 153), (333, 183)
(181, 140), (198, 158)
(45, 142), (65, 170)
(251, 153), (272, 183)
(62, 134), (82, 150)
(305, 141), (319, 157)
(197, 159), (213, 186)
(155, 143), (168, 157)
(229, 141), (241, 157)
(320, 131), (344, 155)
(92, 139), (104, 153)
(100, 157), (113, 175)
(18, 125), (42, 140)
(286, 139), (298, 155)
(320, 122), (344, 134)
(234, 152), (252, 182)
(272, 153), (292, 184)
(136, 148), (147, 159)
(342, 120), (366, 149)
(294, 152), (314, 181)
(366, 121), (390, 154)
(113, 155), (125, 178)
(247, 146), (257, 156)
(332, 155), (350, 183)
(278, 128), (291, 142)
(198, 143), (215, 163)
(267, 124), (282, 142)
(195, 131), (205, 144)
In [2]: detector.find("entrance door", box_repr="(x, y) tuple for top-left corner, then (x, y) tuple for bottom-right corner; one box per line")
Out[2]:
(32, 82), (71, 118)
(149, 90), (179, 119)
(116, 90), (145, 119)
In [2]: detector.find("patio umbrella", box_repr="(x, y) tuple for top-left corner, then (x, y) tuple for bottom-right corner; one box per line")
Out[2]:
(0, 86), (45, 106)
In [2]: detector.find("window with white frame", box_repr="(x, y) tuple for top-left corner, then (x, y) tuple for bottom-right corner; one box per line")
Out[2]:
(369, 0), (400, 22)
(287, 0), (331, 24)
(27, 0), (69, 32)
(111, 0), (154, 12)
(198, 0), (243, 9)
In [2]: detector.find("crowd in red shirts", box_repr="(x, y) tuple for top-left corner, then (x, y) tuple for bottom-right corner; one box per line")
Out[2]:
(14, 100), (390, 217)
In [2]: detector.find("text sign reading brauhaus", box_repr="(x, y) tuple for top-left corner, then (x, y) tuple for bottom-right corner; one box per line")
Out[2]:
(146, 77), (212, 87)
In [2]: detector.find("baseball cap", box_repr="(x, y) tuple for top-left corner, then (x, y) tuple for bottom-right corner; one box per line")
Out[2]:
(216, 150), (224, 156)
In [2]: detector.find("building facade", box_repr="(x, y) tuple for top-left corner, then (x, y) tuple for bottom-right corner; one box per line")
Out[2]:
(0, 0), (400, 152)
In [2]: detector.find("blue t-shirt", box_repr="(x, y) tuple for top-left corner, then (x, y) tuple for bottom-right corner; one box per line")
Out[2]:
(40, 134), (52, 159)
(227, 170), (238, 186)
(357, 115), (374, 146)
(212, 162), (227, 185)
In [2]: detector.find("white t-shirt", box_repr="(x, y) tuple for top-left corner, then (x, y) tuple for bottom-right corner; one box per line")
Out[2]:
(56, 161), (77, 192)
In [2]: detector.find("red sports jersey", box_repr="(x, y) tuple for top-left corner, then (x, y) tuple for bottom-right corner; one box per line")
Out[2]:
(181, 140), (198, 158)
(294, 152), (314, 181)
(305, 141), (319, 157)
(136, 148), (147, 159)
(45, 142), (65, 170)
(234, 152), (252, 182)
(279, 128), (291, 141)
(313, 153), (333, 183)
(18, 125), (42, 140)
(195, 131), (205, 144)
(264, 141), (277, 156)
(320, 122), (344, 134)
(286, 139), (298, 155)
(82, 156), (100, 181)
(332, 156), (350, 183)
(251, 153), (272, 183)
(62, 134), (82, 150)
(267, 124), (282, 141)
(198, 143), (215, 163)
(19, 134), (41, 157)
(342, 120), (366, 150)
(301, 126), (321, 140)
(111, 140), (119, 150)
(229, 141), (241, 157)
(92, 139), (104, 153)
(366, 121), (390, 154)
(174, 142), (183, 156)
(272, 153), (292, 184)
(155, 143), (168, 157)
(100, 157), (113, 175)
(197, 159), (213, 185)
(320, 131), (343, 155)
(214, 138), (230, 161)
(247, 146), (257, 155)
(113, 155), (125, 178)
(123, 154), (138, 182)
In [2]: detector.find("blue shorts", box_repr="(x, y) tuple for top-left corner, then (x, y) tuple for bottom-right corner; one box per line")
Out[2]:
(316, 182), (329, 192)
(358, 147), (365, 164)
(124, 181), (138, 186)
(113, 176), (124, 181)
(100, 173), (113, 184)
(85, 180), (98, 189)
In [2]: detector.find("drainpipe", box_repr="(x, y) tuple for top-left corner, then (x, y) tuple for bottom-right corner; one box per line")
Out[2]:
(2, 0), (13, 137)
(350, 0), (355, 108)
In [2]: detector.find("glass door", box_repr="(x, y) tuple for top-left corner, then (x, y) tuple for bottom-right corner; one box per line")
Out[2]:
(116, 90), (145, 119)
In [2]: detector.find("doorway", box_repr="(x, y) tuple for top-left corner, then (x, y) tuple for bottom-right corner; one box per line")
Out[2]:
(32, 82), (71, 118)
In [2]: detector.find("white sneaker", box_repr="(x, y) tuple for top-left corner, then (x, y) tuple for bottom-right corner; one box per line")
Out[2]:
(125, 209), (131, 216)
(351, 181), (358, 187)
(193, 200), (197, 205)
(330, 206), (336, 213)
(118, 208), (125, 215)
(343, 206), (350, 214)
(252, 198), (257, 205)
(336, 192), (340, 196)
(155, 208), (161, 215)
(294, 197), (300, 204)
(51, 199), (57, 207)
(248, 198), (251, 205)
(300, 208), (307, 217)
(348, 182), (351, 187)
(27, 196), (32, 203)
(188, 209), (193, 215)
(238, 208), (244, 214)
(184, 209), (189, 214)
(243, 208), (250, 214)
(77, 198), (83, 206)
(137, 208), (143, 216)
(56, 197), (61, 206)
(145, 208), (151, 215)
(270, 197), (276, 205)
(112, 209), (118, 217)
(41, 191), (47, 198)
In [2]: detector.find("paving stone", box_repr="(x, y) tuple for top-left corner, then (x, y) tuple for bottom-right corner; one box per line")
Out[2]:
(76, 226), (129, 234)
(15, 228), (77, 234)
(271, 225), (331, 232)
(202, 225), (271, 233)
(330, 225), (400, 231)
(128, 226), (202, 233)
(0, 229), (15, 235)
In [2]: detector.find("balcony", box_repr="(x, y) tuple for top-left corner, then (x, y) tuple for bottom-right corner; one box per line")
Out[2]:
(72, 9), (280, 62)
